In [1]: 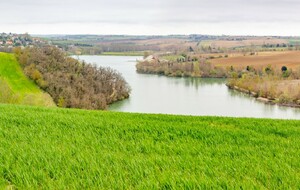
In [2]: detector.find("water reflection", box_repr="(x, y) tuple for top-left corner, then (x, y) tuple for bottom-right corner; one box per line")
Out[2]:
(229, 88), (300, 115)
(183, 77), (225, 89)
(77, 55), (300, 119)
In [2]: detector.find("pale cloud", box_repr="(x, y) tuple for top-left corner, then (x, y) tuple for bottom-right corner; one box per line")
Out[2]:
(1, 0), (300, 35)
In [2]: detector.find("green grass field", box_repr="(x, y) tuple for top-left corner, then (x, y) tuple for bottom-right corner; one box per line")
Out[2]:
(0, 53), (55, 107)
(0, 104), (299, 189)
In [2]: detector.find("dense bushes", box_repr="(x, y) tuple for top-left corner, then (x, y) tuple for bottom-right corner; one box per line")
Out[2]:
(227, 67), (300, 106)
(136, 57), (227, 78)
(14, 46), (130, 110)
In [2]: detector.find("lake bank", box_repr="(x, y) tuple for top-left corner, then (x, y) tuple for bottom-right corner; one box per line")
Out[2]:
(77, 55), (300, 119)
(136, 53), (300, 110)
(228, 84), (300, 108)
(227, 76), (300, 109)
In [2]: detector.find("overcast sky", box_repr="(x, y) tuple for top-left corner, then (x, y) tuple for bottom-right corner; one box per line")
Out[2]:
(1, 0), (299, 35)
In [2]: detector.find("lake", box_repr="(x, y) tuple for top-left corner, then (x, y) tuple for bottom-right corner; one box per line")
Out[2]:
(77, 55), (300, 119)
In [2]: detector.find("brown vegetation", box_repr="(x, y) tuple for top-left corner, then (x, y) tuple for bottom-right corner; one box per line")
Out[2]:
(136, 55), (227, 78)
(227, 70), (300, 107)
(14, 46), (131, 110)
(138, 52), (300, 107)
(211, 51), (300, 70)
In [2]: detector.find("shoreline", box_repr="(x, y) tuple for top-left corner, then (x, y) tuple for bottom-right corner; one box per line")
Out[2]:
(227, 84), (300, 108)
(137, 68), (300, 109)
(136, 70), (227, 78)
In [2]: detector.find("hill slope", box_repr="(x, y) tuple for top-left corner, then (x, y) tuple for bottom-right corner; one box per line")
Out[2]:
(0, 52), (55, 106)
(0, 104), (299, 189)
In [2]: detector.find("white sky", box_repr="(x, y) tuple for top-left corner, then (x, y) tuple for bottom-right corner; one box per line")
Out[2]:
(1, 0), (300, 35)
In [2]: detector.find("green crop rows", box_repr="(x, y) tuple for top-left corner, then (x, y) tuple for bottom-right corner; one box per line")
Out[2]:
(0, 104), (299, 189)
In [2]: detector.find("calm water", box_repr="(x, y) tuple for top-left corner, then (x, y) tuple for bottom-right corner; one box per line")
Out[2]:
(77, 55), (300, 119)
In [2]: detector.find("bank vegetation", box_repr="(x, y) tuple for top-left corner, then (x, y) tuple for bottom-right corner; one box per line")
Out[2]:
(14, 46), (131, 110)
(137, 53), (300, 107)
(136, 54), (228, 78)
(227, 66), (300, 107)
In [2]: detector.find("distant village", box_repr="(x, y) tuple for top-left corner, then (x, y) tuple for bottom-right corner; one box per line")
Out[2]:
(0, 33), (46, 49)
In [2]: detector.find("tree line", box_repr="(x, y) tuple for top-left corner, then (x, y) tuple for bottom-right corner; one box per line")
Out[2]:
(14, 46), (131, 110)
(136, 55), (227, 78)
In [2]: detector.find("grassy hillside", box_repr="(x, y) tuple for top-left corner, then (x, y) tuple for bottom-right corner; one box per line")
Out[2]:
(0, 53), (55, 106)
(0, 104), (299, 189)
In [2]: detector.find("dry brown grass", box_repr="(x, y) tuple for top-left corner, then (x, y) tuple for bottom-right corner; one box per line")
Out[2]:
(211, 51), (300, 70)
(228, 76), (300, 105)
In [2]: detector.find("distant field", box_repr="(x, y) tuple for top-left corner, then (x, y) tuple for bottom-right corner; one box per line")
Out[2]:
(201, 38), (288, 48)
(0, 53), (55, 106)
(44, 35), (296, 55)
(96, 38), (197, 52)
(0, 104), (300, 189)
(289, 39), (300, 46)
(211, 51), (300, 70)
(101, 51), (144, 56)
